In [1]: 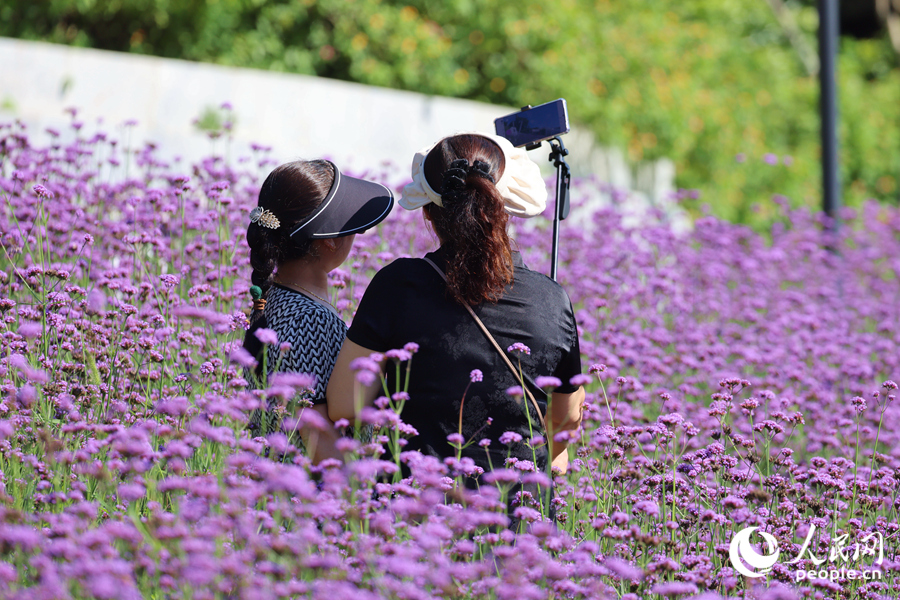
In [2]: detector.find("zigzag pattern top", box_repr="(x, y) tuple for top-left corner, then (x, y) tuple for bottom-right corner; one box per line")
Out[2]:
(264, 284), (347, 403)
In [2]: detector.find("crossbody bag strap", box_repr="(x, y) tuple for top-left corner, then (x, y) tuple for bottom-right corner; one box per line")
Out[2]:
(422, 257), (548, 433)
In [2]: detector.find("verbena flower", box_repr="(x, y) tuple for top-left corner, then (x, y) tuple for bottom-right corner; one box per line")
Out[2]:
(253, 328), (278, 345)
(569, 373), (591, 386)
(507, 342), (531, 355)
(499, 431), (523, 445)
(535, 376), (561, 389)
(506, 386), (523, 397)
(2, 113), (900, 599)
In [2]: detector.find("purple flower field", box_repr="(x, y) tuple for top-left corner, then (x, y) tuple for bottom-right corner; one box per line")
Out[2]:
(1, 113), (899, 599)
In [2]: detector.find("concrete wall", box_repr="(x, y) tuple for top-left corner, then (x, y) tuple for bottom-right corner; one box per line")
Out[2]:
(0, 37), (681, 225)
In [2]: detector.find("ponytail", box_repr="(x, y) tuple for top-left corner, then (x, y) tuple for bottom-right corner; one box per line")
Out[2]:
(423, 135), (512, 305)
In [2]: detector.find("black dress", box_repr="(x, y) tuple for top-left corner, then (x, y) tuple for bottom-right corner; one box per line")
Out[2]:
(347, 247), (582, 486)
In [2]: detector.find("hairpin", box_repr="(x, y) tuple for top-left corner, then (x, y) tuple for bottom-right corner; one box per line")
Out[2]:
(249, 206), (280, 229)
(469, 160), (495, 183)
(441, 159), (470, 202)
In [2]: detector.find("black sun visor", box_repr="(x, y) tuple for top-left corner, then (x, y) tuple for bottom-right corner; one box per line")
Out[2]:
(289, 162), (394, 240)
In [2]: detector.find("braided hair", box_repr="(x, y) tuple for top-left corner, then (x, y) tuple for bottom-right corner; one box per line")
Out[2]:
(422, 134), (512, 305)
(246, 160), (334, 322)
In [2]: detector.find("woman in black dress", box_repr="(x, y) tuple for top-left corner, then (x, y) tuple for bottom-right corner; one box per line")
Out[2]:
(326, 133), (584, 492)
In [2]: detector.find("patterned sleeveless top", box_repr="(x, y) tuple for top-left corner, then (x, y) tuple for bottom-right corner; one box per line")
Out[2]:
(259, 284), (346, 403)
(243, 284), (346, 437)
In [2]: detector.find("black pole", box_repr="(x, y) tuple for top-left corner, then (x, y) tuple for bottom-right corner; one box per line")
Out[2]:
(818, 0), (840, 227)
(548, 137), (571, 281)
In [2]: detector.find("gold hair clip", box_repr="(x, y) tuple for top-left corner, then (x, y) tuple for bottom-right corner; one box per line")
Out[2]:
(249, 206), (281, 229)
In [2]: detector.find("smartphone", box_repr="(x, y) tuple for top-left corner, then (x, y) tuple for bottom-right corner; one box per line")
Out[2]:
(494, 99), (570, 148)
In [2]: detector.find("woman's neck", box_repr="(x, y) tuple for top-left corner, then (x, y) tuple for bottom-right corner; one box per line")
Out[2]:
(274, 258), (329, 297)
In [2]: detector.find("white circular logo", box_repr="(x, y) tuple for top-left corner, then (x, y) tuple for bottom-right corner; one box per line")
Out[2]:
(729, 526), (780, 578)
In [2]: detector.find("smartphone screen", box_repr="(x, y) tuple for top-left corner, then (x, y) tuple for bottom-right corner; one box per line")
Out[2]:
(494, 99), (569, 148)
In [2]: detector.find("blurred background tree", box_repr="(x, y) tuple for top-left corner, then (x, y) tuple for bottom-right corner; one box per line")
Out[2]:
(2, 0), (898, 225)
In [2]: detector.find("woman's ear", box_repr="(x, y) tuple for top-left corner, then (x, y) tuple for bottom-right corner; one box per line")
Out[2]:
(319, 239), (338, 252)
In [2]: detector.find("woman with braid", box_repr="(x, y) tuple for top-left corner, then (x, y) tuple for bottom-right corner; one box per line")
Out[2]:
(242, 159), (393, 462)
(327, 133), (585, 516)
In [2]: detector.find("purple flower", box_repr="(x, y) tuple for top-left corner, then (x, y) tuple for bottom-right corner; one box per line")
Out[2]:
(0, 421), (14, 441)
(507, 342), (531, 355)
(349, 357), (381, 373)
(253, 328), (279, 345)
(483, 469), (520, 485)
(355, 370), (377, 386)
(159, 274), (180, 288)
(569, 373), (591, 386)
(535, 376), (561, 389)
(385, 348), (412, 361)
(512, 506), (541, 522)
(8, 100), (900, 600)
(32, 184), (53, 198)
(296, 407), (328, 431)
(650, 582), (698, 597)
(269, 372), (316, 390)
(0, 526), (41, 552)
(605, 557), (644, 581)
(17, 384), (37, 407)
(117, 482), (146, 502)
(229, 346), (257, 368)
(499, 431), (523, 445)
(18, 321), (42, 339)
(633, 500), (660, 517)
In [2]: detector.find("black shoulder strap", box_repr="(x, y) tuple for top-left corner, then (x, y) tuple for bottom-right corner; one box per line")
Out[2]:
(421, 257), (547, 432)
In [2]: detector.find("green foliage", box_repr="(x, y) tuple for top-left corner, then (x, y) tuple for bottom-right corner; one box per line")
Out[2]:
(4, 0), (899, 224)
(191, 103), (236, 138)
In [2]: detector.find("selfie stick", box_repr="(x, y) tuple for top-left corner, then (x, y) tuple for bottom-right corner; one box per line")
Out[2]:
(547, 137), (571, 281)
